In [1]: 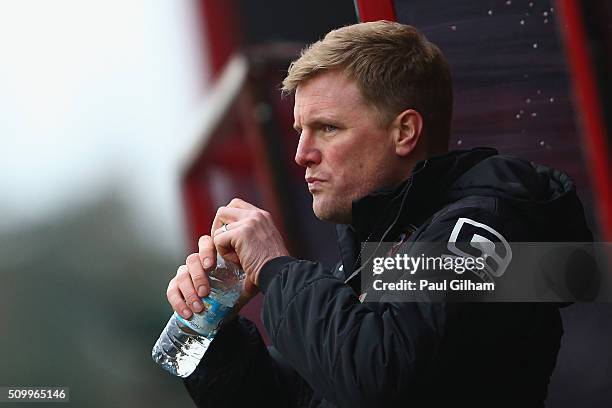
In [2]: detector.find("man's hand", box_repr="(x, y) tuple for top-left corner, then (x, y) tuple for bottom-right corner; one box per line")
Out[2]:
(211, 198), (289, 287)
(166, 235), (217, 319)
(165, 198), (287, 319)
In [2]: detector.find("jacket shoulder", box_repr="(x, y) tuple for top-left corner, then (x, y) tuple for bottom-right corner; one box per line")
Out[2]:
(414, 195), (528, 243)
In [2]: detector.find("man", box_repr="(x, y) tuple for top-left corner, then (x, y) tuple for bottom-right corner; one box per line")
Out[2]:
(166, 22), (592, 407)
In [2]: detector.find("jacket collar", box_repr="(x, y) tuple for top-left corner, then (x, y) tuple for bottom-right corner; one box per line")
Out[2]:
(336, 148), (498, 278)
(349, 147), (498, 241)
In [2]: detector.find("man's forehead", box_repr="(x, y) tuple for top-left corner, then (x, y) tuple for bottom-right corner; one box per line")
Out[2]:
(293, 72), (364, 122)
(294, 93), (343, 119)
(296, 71), (360, 100)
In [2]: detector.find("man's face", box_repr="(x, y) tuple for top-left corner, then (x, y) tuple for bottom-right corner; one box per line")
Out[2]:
(293, 70), (403, 223)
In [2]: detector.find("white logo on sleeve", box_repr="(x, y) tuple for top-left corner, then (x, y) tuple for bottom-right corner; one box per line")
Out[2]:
(447, 217), (512, 279)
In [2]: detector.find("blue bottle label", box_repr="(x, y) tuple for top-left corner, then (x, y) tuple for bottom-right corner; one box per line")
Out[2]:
(175, 297), (233, 336)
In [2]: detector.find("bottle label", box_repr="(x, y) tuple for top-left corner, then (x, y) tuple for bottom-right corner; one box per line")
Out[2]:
(175, 297), (233, 336)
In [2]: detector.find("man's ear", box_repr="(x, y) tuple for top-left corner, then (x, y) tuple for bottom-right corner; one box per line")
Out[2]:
(392, 109), (423, 157)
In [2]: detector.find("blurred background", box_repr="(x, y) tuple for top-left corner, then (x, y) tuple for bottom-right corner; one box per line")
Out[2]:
(0, 0), (610, 407)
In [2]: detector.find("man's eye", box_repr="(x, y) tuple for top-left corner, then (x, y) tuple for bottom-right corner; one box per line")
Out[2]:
(323, 124), (337, 133)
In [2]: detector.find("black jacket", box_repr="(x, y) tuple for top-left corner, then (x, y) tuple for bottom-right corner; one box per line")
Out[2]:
(184, 148), (592, 407)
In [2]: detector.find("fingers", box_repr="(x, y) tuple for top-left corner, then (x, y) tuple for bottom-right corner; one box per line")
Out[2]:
(197, 234), (216, 271)
(177, 264), (205, 314)
(227, 197), (260, 211)
(210, 206), (245, 237)
(166, 267), (194, 319)
(212, 218), (244, 252)
(210, 199), (262, 237)
(166, 210), (262, 320)
(212, 221), (243, 267)
(186, 253), (209, 298)
(166, 261), (207, 319)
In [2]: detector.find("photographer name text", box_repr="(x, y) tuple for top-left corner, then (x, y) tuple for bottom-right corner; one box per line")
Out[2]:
(372, 279), (495, 292)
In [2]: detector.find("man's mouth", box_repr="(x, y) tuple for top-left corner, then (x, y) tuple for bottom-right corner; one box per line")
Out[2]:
(305, 176), (325, 190)
(305, 176), (325, 183)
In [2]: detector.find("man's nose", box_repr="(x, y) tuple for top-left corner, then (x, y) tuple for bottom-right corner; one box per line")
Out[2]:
(294, 133), (322, 167)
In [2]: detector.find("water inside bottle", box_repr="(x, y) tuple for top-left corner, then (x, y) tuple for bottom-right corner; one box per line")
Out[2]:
(152, 255), (245, 377)
(152, 317), (212, 377)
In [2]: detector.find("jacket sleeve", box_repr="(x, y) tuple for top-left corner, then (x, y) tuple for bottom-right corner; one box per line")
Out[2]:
(183, 315), (308, 408)
(257, 205), (512, 407)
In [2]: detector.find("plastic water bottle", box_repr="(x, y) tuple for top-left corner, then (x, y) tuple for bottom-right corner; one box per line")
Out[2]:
(152, 254), (246, 377)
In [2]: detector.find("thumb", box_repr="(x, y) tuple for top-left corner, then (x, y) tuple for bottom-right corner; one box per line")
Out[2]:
(217, 246), (242, 269)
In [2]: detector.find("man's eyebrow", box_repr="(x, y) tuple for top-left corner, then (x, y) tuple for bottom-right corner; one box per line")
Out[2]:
(298, 115), (342, 129)
(292, 113), (342, 134)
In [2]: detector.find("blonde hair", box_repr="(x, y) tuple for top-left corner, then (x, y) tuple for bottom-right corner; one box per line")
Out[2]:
(282, 21), (453, 148)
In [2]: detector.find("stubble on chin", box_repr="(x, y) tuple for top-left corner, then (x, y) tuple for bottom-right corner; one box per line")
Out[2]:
(311, 196), (352, 224)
